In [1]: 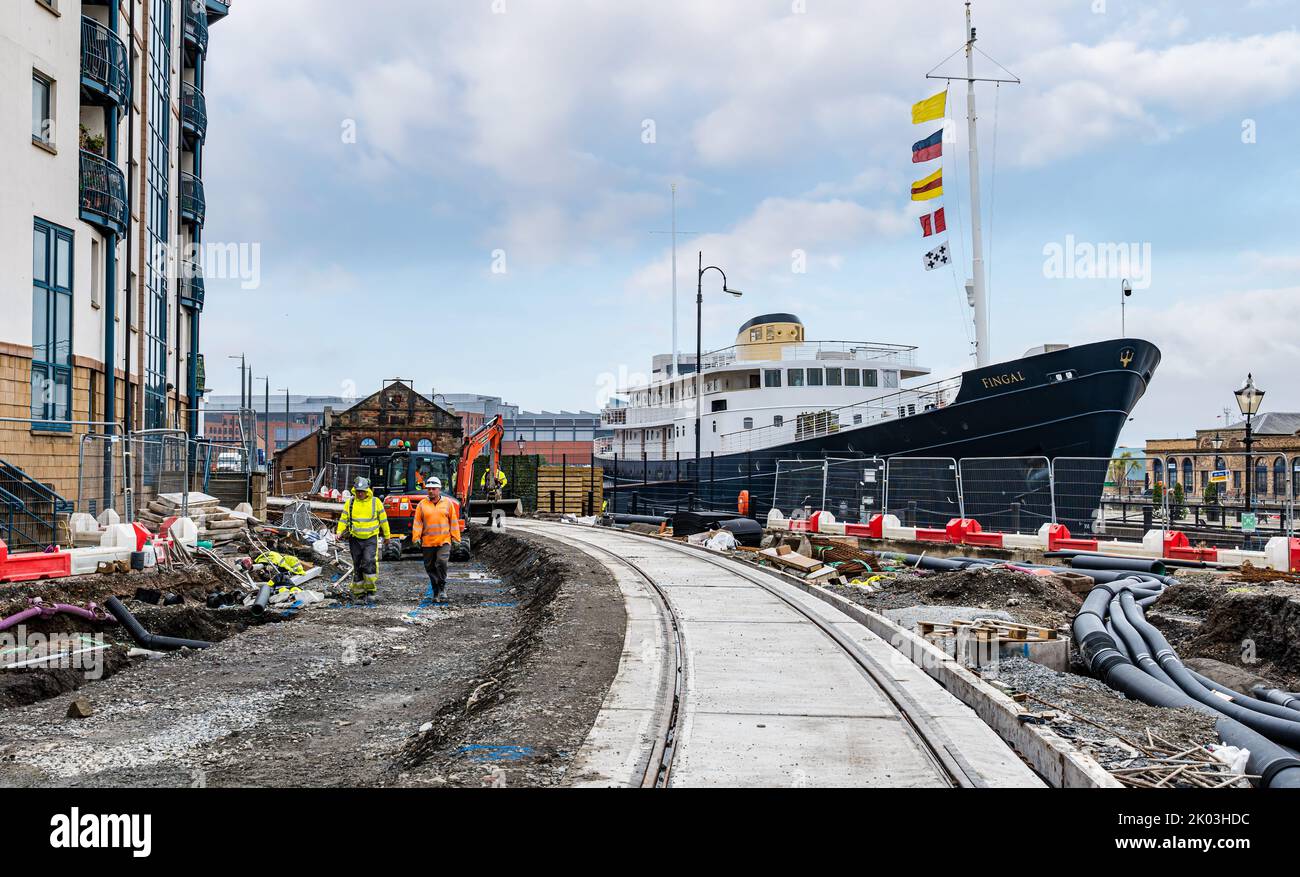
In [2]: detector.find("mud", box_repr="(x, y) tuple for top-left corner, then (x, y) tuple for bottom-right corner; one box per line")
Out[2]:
(0, 526), (624, 788)
(827, 566), (1082, 628)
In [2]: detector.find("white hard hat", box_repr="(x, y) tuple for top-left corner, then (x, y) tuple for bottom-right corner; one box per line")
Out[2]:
(425, 477), (442, 489)
(354, 477), (370, 491)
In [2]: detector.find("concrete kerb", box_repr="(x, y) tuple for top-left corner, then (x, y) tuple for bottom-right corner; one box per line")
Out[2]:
(604, 525), (1121, 789)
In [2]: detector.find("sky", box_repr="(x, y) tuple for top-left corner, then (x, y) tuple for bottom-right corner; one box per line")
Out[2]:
(199, 0), (1300, 443)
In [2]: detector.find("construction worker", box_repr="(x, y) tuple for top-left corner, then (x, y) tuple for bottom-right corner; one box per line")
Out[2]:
(336, 476), (390, 602)
(412, 476), (462, 601)
(479, 467), (508, 493)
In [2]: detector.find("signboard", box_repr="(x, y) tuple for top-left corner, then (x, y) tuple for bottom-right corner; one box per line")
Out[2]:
(1241, 512), (1257, 534)
(1209, 469), (1229, 485)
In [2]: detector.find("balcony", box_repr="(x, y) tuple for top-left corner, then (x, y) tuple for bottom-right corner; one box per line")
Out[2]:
(179, 263), (205, 311)
(183, 2), (209, 56)
(206, 1), (232, 22)
(179, 172), (206, 227)
(79, 150), (128, 237)
(181, 82), (208, 145)
(80, 16), (130, 107)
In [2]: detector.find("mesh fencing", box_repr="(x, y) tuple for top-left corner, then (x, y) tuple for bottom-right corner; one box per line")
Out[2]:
(959, 457), (1053, 535)
(825, 457), (884, 524)
(884, 457), (960, 528)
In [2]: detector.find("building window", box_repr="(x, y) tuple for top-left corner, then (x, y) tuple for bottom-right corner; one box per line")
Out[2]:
(743, 417), (754, 430)
(417, 439), (433, 452)
(32, 72), (54, 146)
(1273, 457), (1286, 496)
(1255, 460), (1269, 496)
(844, 369), (860, 387)
(764, 369), (781, 388)
(31, 219), (73, 429)
(1182, 458), (1193, 489)
(807, 368), (823, 387)
(787, 369), (805, 387)
(360, 438), (377, 448)
(826, 368), (842, 386)
(1152, 459), (1163, 484)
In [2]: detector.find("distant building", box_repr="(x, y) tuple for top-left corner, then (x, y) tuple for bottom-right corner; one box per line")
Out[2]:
(1145, 413), (1300, 502)
(505, 411), (607, 464)
(203, 394), (350, 456)
(272, 381), (462, 488)
(437, 393), (519, 436)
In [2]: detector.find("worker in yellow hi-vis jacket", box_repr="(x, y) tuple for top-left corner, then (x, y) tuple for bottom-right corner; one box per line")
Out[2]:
(336, 477), (391, 602)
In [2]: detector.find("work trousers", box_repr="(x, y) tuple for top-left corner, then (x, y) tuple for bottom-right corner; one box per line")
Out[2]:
(349, 536), (379, 596)
(422, 544), (451, 596)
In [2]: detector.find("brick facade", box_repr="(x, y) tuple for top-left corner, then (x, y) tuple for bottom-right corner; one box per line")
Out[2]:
(272, 381), (463, 488)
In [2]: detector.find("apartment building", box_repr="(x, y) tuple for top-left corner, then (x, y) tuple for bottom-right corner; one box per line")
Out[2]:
(0, 0), (229, 502)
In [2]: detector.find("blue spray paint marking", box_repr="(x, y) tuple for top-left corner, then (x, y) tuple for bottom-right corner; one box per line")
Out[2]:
(408, 584), (450, 617)
(481, 601), (518, 608)
(457, 744), (534, 763)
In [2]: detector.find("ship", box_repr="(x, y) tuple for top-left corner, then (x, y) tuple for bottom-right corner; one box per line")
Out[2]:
(594, 4), (1161, 517)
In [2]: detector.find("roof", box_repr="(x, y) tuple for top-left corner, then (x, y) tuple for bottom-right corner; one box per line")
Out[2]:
(737, 313), (802, 335)
(1223, 412), (1300, 435)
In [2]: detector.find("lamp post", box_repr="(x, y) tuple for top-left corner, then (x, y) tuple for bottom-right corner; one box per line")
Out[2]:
(1234, 374), (1265, 513)
(1121, 278), (1132, 337)
(695, 251), (743, 498)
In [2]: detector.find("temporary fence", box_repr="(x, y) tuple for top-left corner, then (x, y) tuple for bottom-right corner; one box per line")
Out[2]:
(599, 449), (1298, 544)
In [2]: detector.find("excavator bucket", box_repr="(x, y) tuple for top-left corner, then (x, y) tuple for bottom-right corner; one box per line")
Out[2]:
(467, 498), (523, 519)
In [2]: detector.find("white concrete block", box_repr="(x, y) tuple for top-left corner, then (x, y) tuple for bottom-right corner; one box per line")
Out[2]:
(69, 546), (133, 575)
(96, 508), (120, 527)
(99, 523), (137, 550)
(168, 516), (199, 547)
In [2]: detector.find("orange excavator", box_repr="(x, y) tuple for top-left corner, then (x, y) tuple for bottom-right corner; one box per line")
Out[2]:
(381, 415), (520, 560)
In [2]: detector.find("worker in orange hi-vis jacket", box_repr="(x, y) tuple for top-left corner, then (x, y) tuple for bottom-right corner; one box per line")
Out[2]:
(412, 477), (462, 602)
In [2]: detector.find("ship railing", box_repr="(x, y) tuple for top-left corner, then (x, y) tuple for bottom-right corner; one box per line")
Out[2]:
(701, 340), (918, 371)
(717, 375), (963, 454)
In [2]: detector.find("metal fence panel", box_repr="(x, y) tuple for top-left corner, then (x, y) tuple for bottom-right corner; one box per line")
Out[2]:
(824, 457), (884, 524)
(884, 457), (960, 528)
(772, 459), (828, 517)
(958, 457), (1053, 535)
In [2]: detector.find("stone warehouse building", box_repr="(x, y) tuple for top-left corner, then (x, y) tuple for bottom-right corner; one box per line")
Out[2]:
(1145, 413), (1300, 503)
(0, 1), (231, 504)
(272, 381), (463, 486)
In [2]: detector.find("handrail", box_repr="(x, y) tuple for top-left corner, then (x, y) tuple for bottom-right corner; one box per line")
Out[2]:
(79, 150), (128, 236)
(180, 172), (206, 226)
(181, 81), (208, 140)
(80, 16), (130, 105)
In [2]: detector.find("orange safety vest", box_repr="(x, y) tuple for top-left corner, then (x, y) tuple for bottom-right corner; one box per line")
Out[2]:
(412, 495), (462, 548)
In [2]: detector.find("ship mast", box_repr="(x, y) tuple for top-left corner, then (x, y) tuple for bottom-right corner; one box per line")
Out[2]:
(963, 3), (989, 368)
(928, 1), (1018, 368)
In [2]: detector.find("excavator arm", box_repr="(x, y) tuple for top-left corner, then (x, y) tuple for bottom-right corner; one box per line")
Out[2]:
(455, 414), (505, 508)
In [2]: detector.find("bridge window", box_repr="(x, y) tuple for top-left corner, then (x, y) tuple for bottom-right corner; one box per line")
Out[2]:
(845, 369), (860, 387)
(865, 369), (879, 387)
(787, 369), (805, 387)
(807, 368), (823, 387)
(764, 369), (781, 387)
(826, 368), (842, 386)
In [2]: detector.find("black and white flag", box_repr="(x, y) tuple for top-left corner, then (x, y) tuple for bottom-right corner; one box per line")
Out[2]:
(923, 241), (950, 271)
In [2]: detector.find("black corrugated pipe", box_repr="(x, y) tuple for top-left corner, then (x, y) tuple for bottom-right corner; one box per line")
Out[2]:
(1045, 549), (1215, 570)
(105, 597), (213, 651)
(249, 584), (272, 617)
(1117, 591), (1300, 742)
(1069, 554), (1168, 575)
(1253, 686), (1300, 712)
(1185, 671), (1300, 722)
(1108, 593), (1178, 688)
(1073, 584), (1300, 788)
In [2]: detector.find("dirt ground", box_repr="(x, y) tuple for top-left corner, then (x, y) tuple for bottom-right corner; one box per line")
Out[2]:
(0, 528), (624, 788)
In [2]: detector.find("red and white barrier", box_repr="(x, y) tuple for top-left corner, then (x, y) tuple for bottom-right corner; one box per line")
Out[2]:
(763, 508), (1300, 573)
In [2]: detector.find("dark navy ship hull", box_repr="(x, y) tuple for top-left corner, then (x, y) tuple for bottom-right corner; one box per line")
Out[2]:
(604, 338), (1161, 518)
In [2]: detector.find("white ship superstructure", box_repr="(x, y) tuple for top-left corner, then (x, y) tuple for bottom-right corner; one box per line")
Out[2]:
(598, 314), (937, 460)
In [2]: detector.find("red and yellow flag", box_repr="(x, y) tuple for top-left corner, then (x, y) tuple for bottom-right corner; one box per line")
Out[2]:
(910, 168), (943, 201)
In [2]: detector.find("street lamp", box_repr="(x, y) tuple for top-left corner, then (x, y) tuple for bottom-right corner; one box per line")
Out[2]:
(1121, 278), (1133, 337)
(1234, 373), (1265, 512)
(695, 251), (742, 500)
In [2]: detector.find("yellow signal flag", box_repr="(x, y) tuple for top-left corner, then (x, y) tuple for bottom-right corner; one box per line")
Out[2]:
(910, 168), (943, 201)
(911, 90), (947, 125)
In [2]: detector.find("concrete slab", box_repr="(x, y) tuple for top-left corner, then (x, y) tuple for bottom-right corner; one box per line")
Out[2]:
(671, 712), (949, 788)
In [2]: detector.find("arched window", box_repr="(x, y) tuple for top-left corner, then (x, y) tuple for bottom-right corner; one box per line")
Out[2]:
(417, 439), (433, 452)
(1182, 458), (1193, 489)
(360, 438), (377, 449)
(1255, 459), (1268, 495)
(1152, 459), (1163, 484)
(1166, 458), (1178, 487)
(1273, 457), (1286, 496)
(388, 438), (404, 449)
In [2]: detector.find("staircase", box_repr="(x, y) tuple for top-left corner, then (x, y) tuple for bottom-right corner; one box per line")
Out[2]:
(0, 460), (73, 550)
